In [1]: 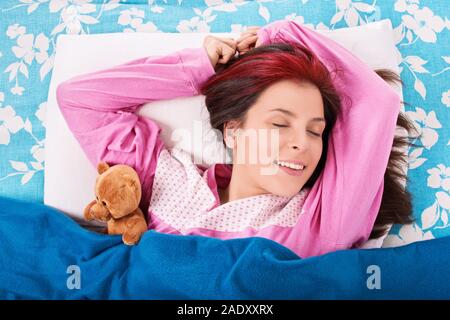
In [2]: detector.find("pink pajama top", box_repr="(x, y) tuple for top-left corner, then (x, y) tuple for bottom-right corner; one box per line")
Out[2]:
(56, 20), (401, 258)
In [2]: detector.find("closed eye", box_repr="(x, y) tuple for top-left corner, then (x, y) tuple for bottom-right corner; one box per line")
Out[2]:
(272, 123), (288, 128)
(309, 131), (321, 137)
(272, 123), (321, 137)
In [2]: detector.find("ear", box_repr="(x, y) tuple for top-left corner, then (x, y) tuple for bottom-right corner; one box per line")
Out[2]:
(97, 161), (110, 175)
(224, 129), (235, 149)
(224, 120), (240, 149)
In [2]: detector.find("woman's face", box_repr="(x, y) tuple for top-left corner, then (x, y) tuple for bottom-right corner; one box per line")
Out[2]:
(225, 79), (326, 198)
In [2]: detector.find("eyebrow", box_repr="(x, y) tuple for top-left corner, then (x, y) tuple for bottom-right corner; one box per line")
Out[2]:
(269, 108), (326, 123)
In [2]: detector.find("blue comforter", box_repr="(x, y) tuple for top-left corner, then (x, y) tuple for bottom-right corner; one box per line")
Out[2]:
(0, 196), (449, 299)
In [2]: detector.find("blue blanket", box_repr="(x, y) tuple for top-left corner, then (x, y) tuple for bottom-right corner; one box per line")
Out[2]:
(0, 195), (449, 300)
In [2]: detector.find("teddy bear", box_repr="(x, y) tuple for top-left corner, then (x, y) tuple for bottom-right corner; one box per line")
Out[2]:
(83, 161), (148, 245)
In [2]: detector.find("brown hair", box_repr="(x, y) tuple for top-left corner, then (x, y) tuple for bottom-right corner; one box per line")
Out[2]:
(199, 42), (421, 240)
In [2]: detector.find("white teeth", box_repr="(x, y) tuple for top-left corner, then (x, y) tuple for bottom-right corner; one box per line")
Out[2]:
(275, 160), (305, 170)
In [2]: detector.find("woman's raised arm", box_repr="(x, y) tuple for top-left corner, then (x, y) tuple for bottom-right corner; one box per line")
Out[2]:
(256, 20), (401, 255)
(56, 46), (215, 207)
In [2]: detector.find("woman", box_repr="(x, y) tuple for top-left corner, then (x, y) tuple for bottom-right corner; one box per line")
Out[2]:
(56, 20), (418, 258)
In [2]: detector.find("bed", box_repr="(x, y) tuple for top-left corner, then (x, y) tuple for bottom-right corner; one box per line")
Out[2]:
(0, 0), (449, 299)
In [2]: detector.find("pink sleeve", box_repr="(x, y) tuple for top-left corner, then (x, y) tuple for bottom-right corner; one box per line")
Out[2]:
(56, 47), (215, 208)
(257, 20), (401, 253)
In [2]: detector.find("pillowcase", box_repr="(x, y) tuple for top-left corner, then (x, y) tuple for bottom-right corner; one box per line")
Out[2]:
(44, 19), (404, 246)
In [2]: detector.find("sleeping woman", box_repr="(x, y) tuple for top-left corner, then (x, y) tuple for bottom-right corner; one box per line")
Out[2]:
(56, 19), (419, 258)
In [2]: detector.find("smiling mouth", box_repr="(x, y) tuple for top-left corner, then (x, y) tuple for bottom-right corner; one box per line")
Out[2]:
(273, 160), (306, 170)
(272, 160), (306, 176)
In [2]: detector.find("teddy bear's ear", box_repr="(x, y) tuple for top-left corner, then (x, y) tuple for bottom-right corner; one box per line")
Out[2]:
(97, 161), (110, 175)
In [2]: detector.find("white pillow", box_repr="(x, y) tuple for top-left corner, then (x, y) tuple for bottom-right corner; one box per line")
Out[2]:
(44, 19), (405, 245)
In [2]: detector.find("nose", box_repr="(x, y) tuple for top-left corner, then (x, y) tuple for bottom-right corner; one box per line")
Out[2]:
(288, 131), (309, 151)
(289, 136), (303, 151)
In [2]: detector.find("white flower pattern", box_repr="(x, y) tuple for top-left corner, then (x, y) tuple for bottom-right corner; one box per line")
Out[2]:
(0, 105), (24, 145)
(401, 6), (445, 43)
(118, 7), (159, 33)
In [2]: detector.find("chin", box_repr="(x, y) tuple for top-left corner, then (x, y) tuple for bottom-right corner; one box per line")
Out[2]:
(265, 182), (304, 198)
(275, 179), (306, 197)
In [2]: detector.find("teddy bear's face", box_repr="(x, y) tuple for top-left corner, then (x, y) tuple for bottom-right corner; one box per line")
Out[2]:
(94, 164), (141, 220)
(95, 182), (136, 220)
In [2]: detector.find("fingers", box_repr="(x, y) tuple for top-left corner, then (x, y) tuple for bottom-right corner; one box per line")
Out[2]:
(203, 35), (237, 65)
(255, 37), (262, 48)
(238, 29), (262, 49)
(236, 35), (258, 52)
(218, 44), (236, 63)
(239, 26), (260, 37)
(203, 35), (236, 49)
(212, 37), (237, 64)
(236, 31), (258, 43)
(219, 37), (237, 50)
(206, 31), (260, 66)
(242, 26), (260, 34)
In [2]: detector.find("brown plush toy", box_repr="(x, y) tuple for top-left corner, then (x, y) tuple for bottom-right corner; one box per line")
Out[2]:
(83, 161), (148, 245)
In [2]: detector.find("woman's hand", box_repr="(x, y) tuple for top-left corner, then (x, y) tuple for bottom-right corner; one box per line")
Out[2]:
(236, 26), (262, 55)
(203, 35), (238, 70)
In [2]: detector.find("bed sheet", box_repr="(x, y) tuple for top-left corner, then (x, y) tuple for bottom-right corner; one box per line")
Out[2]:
(0, 195), (449, 299)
